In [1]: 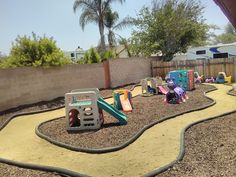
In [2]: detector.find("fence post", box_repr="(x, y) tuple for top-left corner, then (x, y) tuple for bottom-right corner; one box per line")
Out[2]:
(207, 59), (211, 78)
(103, 60), (111, 89)
(151, 58), (156, 77)
(234, 58), (236, 82)
(224, 58), (226, 73)
(202, 59), (205, 77)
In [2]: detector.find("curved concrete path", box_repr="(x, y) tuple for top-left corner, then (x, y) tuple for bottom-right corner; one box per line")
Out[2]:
(0, 84), (236, 177)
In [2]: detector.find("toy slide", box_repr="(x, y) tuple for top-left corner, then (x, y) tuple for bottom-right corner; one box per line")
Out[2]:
(97, 97), (127, 125)
(121, 99), (132, 112)
(158, 86), (168, 95)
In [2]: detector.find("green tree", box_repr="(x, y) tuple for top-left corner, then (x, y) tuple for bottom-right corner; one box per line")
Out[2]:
(117, 37), (132, 57)
(1, 33), (71, 68)
(82, 48), (101, 64)
(104, 7), (133, 49)
(131, 0), (209, 61)
(73, 0), (125, 52)
(215, 23), (236, 44)
(100, 49), (116, 60)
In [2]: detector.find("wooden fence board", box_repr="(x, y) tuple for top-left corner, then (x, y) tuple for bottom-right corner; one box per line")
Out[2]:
(151, 58), (236, 82)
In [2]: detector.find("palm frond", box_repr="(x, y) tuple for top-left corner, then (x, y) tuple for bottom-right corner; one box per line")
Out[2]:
(79, 9), (98, 30)
(102, 0), (125, 13)
(112, 16), (134, 31)
(73, 0), (97, 13)
(104, 8), (119, 28)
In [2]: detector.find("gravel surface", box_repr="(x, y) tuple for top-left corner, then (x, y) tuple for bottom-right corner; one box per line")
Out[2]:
(1, 83), (234, 177)
(38, 84), (216, 149)
(0, 83), (136, 177)
(0, 163), (61, 177)
(0, 84), (136, 128)
(156, 112), (236, 177)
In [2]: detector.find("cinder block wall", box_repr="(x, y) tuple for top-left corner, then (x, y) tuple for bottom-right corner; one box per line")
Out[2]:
(0, 64), (104, 111)
(109, 58), (152, 87)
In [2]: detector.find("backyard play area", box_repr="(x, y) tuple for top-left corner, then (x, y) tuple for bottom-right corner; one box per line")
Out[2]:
(0, 67), (236, 177)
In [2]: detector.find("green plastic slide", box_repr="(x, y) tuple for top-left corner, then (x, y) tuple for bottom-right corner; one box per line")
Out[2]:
(97, 97), (127, 125)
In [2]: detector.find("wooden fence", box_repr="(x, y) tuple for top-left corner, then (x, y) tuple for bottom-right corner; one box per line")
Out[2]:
(151, 58), (236, 82)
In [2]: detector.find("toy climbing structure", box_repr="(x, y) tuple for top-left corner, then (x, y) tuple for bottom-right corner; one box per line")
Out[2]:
(65, 88), (128, 131)
(65, 88), (103, 131)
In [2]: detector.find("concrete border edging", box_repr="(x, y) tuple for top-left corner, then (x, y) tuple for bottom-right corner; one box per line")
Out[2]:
(35, 87), (217, 153)
(142, 109), (236, 177)
(0, 157), (90, 177)
(0, 84), (217, 177)
(141, 86), (236, 177)
(227, 88), (236, 96)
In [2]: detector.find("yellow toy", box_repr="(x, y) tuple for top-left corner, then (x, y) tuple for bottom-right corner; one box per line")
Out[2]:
(217, 72), (232, 84)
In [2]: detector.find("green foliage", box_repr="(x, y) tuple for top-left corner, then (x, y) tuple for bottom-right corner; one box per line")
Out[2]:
(100, 49), (116, 60)
(73, 0), (125, 52)
(79, 48), (117, 64)
(104, 7), (133, 49)
(214, 23), (236, 44)
(130, 0), (209, 61)
(82, 48), (101, 64)
(1, 33), (71, 68)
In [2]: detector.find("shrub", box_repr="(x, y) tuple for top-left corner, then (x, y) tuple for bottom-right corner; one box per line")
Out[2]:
(1, 33), (72, 68)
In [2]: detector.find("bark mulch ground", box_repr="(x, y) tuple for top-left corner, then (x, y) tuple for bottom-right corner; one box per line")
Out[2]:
(1, 84), (235, 177)
(0, 163), (61, 177)
(38, 84), (215, 149)
(156, 112), (236, 177)
(0, 83), (135, 177)
(0, 84), (135, 129)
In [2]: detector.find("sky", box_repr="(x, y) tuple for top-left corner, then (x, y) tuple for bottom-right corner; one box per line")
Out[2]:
(0, 0), (229, 55)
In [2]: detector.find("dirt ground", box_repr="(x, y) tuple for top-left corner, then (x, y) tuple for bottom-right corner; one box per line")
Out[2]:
(1, 84), (233, 177)
(156, 112), (236, 177)
(38, 84), (215, 149)
(0, 84), (135, 177)
(0, 163), (61, 177)
(0, 84), (135, 128)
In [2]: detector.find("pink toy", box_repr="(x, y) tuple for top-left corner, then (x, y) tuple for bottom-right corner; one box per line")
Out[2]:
(205, 77), (215, 83)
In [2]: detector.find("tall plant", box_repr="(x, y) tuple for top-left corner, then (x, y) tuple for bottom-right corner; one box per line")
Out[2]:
(73, 0), (125, 52)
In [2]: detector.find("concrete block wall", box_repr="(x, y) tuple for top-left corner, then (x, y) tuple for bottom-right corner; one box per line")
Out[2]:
(109, 58), (152, 87)
(0, 64), (104, 111)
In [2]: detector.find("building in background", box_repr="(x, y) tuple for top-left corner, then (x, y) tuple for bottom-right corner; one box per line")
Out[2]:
(64, 47), (86, 62)
(186, 42), (236, 60)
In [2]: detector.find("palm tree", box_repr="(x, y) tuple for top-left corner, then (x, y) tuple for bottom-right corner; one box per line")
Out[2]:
(73, 0), (125, 52)
(104, 7), (133, 49)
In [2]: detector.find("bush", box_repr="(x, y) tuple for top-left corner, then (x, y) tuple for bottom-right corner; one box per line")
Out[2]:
(1, 33), (72, 68)
(82, 48), (101, 64)
(100, 49), (116, 61)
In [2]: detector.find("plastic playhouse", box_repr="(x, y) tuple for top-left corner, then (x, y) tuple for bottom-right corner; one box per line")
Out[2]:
(216, 72), (232, 84)
(113, 89), (133, 112)
(166, 70), (194, 91)
(141, 77), (168, 95)
(165, 79), (188, 104)
(141, 78), (157, 95)
(65, 88), (127, 131)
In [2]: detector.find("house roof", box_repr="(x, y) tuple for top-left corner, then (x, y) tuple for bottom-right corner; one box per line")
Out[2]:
(214, 0), (236, 28)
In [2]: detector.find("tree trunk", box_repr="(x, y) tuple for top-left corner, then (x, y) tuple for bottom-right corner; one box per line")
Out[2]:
(99, 21), (106, 52)
(108, 30), (113, 49)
